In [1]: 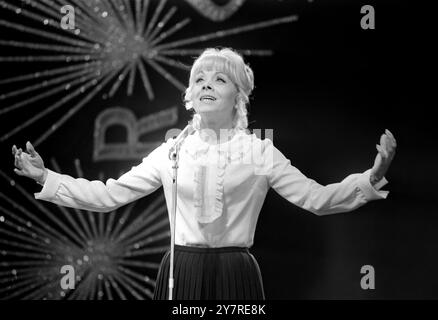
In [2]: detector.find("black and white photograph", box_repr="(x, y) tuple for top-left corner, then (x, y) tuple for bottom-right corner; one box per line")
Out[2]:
(0, 0), (433, 311)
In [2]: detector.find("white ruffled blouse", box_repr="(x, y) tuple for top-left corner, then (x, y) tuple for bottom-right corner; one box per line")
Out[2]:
(35, 129), (388, 248)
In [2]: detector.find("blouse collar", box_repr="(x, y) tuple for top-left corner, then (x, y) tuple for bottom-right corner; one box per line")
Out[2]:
(183, 129), (252, 157)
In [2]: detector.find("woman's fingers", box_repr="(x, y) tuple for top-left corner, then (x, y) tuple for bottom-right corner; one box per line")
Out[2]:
(383, 135), (393, 154)
(385, 129), (393, 140)
(385, 129), (395, 141)
(378, 134), (389, 158)
(15, 152), (23, 167)
(14, 154), (20, 168)
(379, 129), (398, 159)
(26, 141), (37, 157)
(14, 168), (24, 176)
(375, 129), (398, 169)
(14, 148), (29, 169)
(384, 132), (393, 150)
(388, 137), (396, 156)
(380, 134), (389, 157)
(385, 129), (397, 148)
(12, 143), (42, 179)
(376, 144), (387, 159)
(383, 134), (396, 159)
(380, 134), (388, 150)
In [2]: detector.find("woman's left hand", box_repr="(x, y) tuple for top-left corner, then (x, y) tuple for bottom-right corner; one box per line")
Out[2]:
(370, 129), (397, 185)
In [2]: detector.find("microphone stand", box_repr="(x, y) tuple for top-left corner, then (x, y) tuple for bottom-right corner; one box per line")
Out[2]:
(167, 123), (193, 300)
(168, 142), (180, 300)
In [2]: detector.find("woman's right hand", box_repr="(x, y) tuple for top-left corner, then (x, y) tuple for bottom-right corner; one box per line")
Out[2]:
(12, 142), (48, 184)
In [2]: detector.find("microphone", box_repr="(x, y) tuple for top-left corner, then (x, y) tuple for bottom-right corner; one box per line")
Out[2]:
(168, 123), (195, 160)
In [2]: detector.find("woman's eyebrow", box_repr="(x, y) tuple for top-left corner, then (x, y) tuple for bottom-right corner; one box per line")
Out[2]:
(194, 70), (229, 78)
(214, 72), (231, 80)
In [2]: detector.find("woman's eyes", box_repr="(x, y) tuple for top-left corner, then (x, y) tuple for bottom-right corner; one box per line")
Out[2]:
(195, 77), (226, 83)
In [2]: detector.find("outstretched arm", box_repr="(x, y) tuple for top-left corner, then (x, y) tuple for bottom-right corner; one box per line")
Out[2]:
(12, 142), (166, 213)
(266, 129), (397, 216)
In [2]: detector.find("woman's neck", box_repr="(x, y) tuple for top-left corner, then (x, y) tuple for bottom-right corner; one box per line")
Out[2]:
(198, 115), (235, 145)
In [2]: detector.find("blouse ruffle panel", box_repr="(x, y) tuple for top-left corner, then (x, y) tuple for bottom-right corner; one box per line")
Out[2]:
(183, 131), (253, 224)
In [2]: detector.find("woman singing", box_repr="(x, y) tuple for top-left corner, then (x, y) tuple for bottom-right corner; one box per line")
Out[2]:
(12, 47), (396, 300)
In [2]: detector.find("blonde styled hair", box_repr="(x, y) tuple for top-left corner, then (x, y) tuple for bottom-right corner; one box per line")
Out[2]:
(184, 48), (254, 131)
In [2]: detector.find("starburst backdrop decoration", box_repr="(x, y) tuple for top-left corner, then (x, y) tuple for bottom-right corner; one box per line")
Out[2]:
(0, 0), (298, 147)
(0, 0), (303, 300)
(0, 158), (170, 300)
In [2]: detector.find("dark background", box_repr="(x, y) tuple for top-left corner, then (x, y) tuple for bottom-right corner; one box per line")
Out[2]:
(1, 0), (435, 299)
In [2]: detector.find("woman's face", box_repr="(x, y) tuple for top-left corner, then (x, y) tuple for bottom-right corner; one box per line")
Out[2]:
(191, 68), (238, 118)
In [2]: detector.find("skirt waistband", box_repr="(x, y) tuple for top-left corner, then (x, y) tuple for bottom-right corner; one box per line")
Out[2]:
(174, 244), (249, 253)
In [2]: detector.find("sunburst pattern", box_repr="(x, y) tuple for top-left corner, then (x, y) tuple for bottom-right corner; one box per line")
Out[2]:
(0, 0), (303, 300)
(0, 158), (169, 300)
(0, 0), (298, 146)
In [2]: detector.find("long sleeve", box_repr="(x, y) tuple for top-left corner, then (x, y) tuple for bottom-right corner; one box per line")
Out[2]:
(265, 140), (389, 216)
(34, 142), (167, 212)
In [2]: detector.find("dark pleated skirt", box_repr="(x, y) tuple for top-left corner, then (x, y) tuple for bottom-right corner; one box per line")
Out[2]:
(153, 245), (265, 300)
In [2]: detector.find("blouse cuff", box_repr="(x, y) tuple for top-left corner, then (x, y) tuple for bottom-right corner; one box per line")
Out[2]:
(34, 169), (61, 200)
(357, 169), (389, 201)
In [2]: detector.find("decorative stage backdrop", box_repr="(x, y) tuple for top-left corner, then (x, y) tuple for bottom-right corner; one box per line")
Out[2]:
(0, 0), (434, 300)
